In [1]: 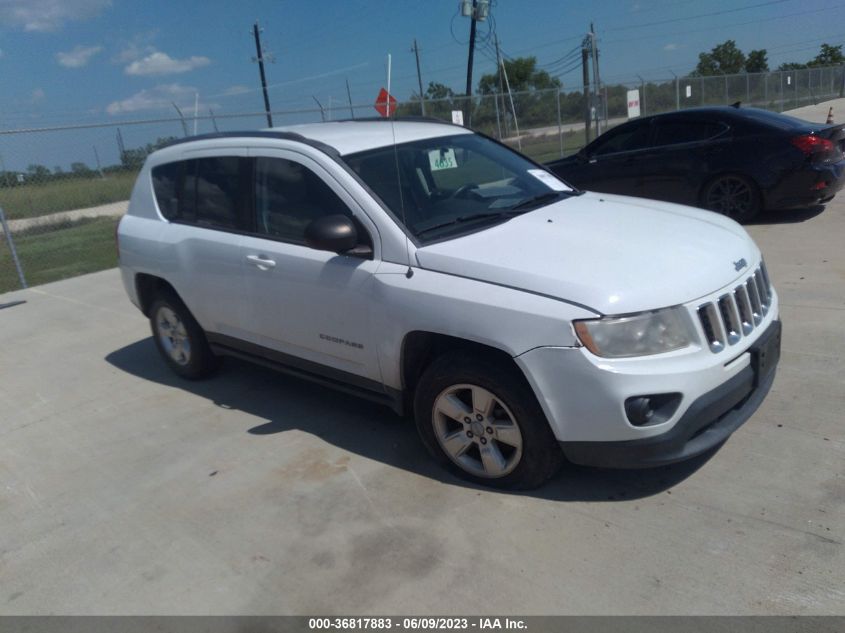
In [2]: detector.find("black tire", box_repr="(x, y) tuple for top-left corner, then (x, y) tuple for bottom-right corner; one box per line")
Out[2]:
(413, 351), (563, 489)
(149, 291), (219, 380)
(700, 174), (761, 223)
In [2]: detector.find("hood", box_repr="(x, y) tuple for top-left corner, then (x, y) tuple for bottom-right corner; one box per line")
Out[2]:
(414, 192), (759, 315)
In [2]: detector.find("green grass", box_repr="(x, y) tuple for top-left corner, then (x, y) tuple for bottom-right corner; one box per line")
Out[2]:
(506, 131), (587, 163)
(0, 217), (119, 294)
(0, 171), (136, 220)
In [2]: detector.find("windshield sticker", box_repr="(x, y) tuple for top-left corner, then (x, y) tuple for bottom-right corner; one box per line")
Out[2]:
(527, 169), (572, 192)
(429, 148), (458, 172)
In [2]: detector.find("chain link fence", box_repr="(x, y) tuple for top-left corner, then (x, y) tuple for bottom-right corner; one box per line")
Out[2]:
(2, 63), (844, 294)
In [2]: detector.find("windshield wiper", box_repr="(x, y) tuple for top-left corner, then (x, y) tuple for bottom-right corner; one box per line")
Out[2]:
(414, 210), (525, 237)
(508, 191), (565, 211)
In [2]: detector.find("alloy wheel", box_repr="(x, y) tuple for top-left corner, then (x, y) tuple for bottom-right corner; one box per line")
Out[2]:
(432, 383), (523, 479)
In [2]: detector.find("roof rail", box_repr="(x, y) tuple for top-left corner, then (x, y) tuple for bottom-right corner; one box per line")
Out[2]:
(159, 130), (310, 150)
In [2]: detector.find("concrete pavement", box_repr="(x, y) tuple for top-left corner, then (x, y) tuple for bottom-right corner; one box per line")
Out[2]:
(0, 200), (844, 616)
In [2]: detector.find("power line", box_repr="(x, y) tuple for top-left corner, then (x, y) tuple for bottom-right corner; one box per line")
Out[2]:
(603, 0), (795, 32)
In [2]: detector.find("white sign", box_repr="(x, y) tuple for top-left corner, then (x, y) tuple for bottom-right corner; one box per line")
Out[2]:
(527, 169), (572, 192)
(16, 173), (24, 184)
(451, 110), (464, 126)
(686, 85), (692, 98)
(428, 148), (458, 172)
(626, 89), (641, 119)
(787, 76), (792, 85)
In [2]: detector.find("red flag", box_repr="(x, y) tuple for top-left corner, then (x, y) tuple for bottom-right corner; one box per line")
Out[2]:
(374, 87), (397, 117)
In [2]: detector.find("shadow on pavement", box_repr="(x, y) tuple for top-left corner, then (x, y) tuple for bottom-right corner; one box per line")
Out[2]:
(750, 204), (826, 225)
(106, 337), (716, 502)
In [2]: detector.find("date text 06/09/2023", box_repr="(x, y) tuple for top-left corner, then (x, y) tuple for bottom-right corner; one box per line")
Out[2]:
(307, 617), (528, 630)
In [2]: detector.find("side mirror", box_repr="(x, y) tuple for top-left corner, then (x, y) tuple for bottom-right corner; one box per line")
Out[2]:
(304, 214), (359, 254)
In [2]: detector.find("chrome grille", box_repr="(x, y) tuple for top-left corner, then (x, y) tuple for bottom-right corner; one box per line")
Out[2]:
(697, 265), (773, 353)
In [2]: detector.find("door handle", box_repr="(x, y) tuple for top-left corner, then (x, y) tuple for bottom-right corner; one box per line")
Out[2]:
(246, 254), (276, 270)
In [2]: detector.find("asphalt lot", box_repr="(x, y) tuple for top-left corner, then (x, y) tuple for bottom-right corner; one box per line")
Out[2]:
(1, 199), (843, 615)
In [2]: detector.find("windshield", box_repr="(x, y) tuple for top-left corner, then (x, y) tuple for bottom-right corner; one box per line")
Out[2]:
(343, 133), (576, 242)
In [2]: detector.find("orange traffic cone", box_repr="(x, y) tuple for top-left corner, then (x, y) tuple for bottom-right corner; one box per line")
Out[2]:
(826, 107), (834, 124)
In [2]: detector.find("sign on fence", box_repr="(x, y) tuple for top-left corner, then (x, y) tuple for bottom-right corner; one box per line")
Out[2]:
(626, 89), (641, 119)
(451, 110), (465, 126)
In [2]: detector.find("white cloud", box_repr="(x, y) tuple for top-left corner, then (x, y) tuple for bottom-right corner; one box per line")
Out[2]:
(222, 85), (250, 96)
(106, 83), (216, 115)
(56, 44), (102, 68)
(112, 30), (158, 63)
(664, 43), (679, 51)
(31, 88), (45, 103)
(0, 0), (110, 32)
(124, 51), (210, 76)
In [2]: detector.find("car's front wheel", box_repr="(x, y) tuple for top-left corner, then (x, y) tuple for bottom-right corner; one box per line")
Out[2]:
(413, 351), (562, 489)
(149, 292), (219, 379)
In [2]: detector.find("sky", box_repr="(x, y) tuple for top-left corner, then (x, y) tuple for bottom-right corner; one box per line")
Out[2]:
(0, 0), (843, 167)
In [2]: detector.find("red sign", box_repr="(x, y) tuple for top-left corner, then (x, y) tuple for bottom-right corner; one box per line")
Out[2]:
(374, 87), (397, 117)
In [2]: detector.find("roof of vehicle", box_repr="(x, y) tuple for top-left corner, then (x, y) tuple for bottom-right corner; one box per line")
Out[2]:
(271, 119), (473, 155)
(644, 105), (820, 129)
(157, 119), (473, 159)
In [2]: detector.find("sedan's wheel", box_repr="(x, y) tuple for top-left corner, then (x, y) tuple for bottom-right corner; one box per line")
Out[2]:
(702, 175), (761, 222)
(414, 351), (562, 489)
(432, 384), (523, 479)
(149, 292), (219, 380)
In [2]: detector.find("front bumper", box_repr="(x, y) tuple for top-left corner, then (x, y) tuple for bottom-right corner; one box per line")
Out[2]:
(560, 348), (776, 468)
(515, 280), (780, 466)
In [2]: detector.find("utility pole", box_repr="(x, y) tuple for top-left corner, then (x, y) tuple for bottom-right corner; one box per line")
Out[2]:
(172, 102), (188, 137)
(590, 23), (601, 134)
(495, 33), (507, 136)
(116, 128), (125, 163)
(412, 39), (426, 116)
(92, 146), (105, 179)
(461, 0), (490, 125)
(346, 79), (355, 118)
(252, 21), (274, 127)
(312, 96), (326, 122)
(465, 0), (478, 124)
(582, 36), (591, 145)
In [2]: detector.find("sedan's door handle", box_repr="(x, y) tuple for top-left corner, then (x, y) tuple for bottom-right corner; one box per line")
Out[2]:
(246, 254), (276, 270)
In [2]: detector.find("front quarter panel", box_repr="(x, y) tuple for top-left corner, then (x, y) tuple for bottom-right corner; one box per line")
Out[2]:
(373, 263), (598, 390)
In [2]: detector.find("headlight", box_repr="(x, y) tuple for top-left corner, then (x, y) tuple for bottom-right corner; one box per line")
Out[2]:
(574, 307), (697, 358)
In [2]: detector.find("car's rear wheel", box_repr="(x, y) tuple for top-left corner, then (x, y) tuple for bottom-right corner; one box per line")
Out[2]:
(413, 351), (562, 489)
(701, 174), (761, 223)
(150, 292), (219, 379)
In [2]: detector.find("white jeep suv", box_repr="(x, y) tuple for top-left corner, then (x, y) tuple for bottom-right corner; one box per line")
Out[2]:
(117, 120), (781, 489)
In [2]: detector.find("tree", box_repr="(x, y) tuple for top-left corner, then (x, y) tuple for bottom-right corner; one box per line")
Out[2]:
(777, 62), (807, 71)
(26, 164), (51, 180)
(745, 49), (769, 73)
(809, 43), (844, 67)
(71, 162), (93, 176)
(476, 56), (561, 94)
(694, 40), (746, 76)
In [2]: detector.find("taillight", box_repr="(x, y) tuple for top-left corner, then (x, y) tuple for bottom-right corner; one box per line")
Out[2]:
(791, 134), (834, 155)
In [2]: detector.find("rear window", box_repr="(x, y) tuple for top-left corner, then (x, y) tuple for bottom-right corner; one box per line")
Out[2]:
(653, 121), (728, 146)
(150, 157), (250, 230)
(151, 162), (182, 220)
(733, 108), (816, 131)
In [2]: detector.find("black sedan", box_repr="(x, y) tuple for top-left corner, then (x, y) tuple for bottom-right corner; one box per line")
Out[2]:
(546, 106), (845, 222)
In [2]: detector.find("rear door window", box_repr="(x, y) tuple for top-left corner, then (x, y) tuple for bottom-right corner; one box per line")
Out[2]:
(652, 120), (727, 147)
(151, 156), (250, 231)
(190, 157), (250, 230)
(151, 161), (183, 220)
